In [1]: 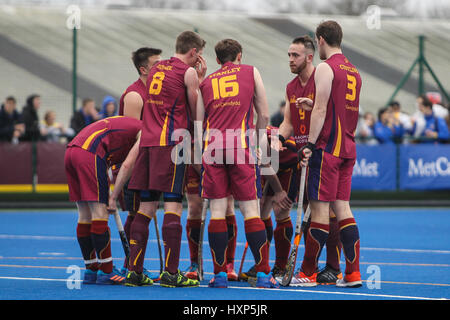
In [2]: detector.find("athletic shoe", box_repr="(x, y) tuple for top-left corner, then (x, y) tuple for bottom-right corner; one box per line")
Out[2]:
(96, 267), (125, 285)
(226, 262), (238, 281)
(160, 270), (200, 288)
(184, 262), (200, 280)
(124, 271), (153, 287)
(336, 271), (362, 288)
(255, 272), (280, 288)
(271, 265), (286, 279)
(208, 272), (228, 288)
(120, 267), (128, 276)
(290, 271), (317, 287)
(82, 269), (97, 284)
(317, 264), (343, 285)
(121, 267), (160, 281)
(239, 265), (257, 282)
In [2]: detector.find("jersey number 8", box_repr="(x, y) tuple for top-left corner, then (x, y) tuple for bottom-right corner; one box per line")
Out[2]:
(149, 72), (165, 95)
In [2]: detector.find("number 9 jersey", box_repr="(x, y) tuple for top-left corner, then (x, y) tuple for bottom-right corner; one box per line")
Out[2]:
(200, 62), (255, 150)
(141, 57), (191, 147)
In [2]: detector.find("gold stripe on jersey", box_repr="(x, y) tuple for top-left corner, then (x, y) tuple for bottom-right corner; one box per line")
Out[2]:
(160, 112), (169, 146)
(241, 112), (247, 149)
(204, 120), (210, 151)
(333, 117), (342, 158)
(81, 128), (108, 150)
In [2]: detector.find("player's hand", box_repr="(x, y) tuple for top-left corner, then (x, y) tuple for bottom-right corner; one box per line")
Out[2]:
(272, 136), (286, 152)
(298, 142), (315, 167)
(273, 190), (293, 210)
(296, 97), (313, 111)
(107, 197), (117, 214)
(195, 55), (207, 82)
(425, 130), (438, 139)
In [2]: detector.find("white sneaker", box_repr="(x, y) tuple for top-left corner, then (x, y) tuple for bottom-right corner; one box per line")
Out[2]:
(289, 271), (317, 287)
(336, 272), (362, 288)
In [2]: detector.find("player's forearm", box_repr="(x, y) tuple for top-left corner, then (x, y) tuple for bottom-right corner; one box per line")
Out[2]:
(262, 172), (283, 193)
(278, 119), (293, 139)
(308, 105), (326, 144)
(111, 164), (134, 200)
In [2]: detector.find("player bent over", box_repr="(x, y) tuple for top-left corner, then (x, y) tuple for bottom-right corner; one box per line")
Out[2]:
(64, 116), (142, 285)
(184, 166), (238, 281)
(198, 39), (280, 288)
(296, 21), (362, 288)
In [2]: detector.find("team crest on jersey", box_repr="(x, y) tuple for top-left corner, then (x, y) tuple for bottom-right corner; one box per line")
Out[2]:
(289, 95), (296, 104)
(307, 93), (314, 100)
(344, 58), (349, 63)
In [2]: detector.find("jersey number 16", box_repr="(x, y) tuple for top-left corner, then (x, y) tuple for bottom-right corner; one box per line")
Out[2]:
(211, 74), (239, 100)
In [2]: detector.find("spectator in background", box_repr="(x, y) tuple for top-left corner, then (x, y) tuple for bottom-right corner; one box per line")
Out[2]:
(357, 111), (377, 144)
(40, 110), (74, 143)
(21, 94), (41, 141)
(374, 107), (404, 144)
(0, 96), (25, 144)
(70, 98), (100, 135)
(270, 100), (285, 127)
(99, 95), (118, 119)
(412, 96), (449, 143)
(426, 91), (449, 119)
(389, 100), (413, 132)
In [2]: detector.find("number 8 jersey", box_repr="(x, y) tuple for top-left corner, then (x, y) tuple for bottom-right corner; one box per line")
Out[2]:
(200, 62), (255, 149)
(316, 53), (362, 159)
(141, 57), (190, 147)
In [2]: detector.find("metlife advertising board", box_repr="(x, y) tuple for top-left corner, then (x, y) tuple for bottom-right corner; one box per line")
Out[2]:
(399, 145), (450, 190)
(352, 144), (397, 191)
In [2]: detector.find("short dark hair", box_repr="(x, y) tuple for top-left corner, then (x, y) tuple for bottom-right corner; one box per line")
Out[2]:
(132, 47), (162, 75)
(378, 107), (388, 121)
(389, 101), (400, 108)
(5, 96), (16, 103)
(418, 94), (433, 108)
(292, 35), (315, 53)
(82, 98), (94, 108)
(215, 39), (242, 64)
(175, 31), (206, 55)
(316, 20), (343, 48)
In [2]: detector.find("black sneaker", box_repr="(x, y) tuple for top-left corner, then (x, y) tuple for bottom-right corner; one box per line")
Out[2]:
(317, 265), (342, 285)
(271, 265), (286, 279)
(239, 265), (257, 282)
(125, 271), (153, 287)
(160, 270), (199, 288)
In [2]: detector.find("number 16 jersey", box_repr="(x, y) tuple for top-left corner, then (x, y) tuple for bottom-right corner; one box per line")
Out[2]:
(141, 57), (191, 147)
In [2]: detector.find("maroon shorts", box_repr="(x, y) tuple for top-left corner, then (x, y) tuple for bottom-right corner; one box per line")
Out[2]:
(201, 148), (261, 201)
(307, 149), (355, 202)
(112, 164), (140, 212)
(65, 146), (109, 205)
(185, 165), (200, 195)
(128, 145), (187, 195)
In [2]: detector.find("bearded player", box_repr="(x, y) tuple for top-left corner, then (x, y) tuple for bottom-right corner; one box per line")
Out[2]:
(125, 31), (206, 287)
(296, 21), (362, 288)
(113, 47), (162, 277)
(273, 35), (343, 285)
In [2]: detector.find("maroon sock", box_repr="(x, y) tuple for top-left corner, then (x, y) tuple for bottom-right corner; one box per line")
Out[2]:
(226, 215), (237, 265)
(123, 214), (135, 269)
(162, 212), (182, 275)
(262, 216), (273, 243)
(91, 220), (113, 274)
(300, 222), (329, 276)
(274, 217), (293, 270)
(186, 218), (201, 264)
(326, 217), (342, 271)
(128, 212), (151, 273)
(339, 218), (360, 275)
(76, 223), (99, 271)
(208, 219), (228, 274)
(245, 218), (270, 274)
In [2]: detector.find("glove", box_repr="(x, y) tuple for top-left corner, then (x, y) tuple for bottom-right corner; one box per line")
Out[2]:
(298, 142), (315, 162)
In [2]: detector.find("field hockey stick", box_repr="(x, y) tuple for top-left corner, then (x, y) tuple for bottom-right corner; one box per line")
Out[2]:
(197, 198), (209, 281)
(113, 210), (130, 262)
(153, 211), (163, 275)
(281, 166), (307, 287)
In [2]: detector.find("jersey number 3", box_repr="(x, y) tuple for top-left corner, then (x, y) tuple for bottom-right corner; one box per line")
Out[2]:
(212, 75), (239, 100)
(346, 74), (356, 101)
(149, 72), (165, 95)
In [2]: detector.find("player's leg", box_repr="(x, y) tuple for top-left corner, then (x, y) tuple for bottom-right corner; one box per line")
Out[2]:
(88, 201), (125, 285)
(333, 157), (361, 288)
(184, 192), (203, 279)
(75, 201), (99, 284)
(120, 181), (140, 274)
(225, 196), (238, 280)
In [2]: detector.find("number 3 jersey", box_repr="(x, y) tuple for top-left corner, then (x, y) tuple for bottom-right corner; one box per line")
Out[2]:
(141, 57), (191, 147)
(286, 68), (315, 149)
(200, 62), (255, 149)
(316, 53), (362, 159)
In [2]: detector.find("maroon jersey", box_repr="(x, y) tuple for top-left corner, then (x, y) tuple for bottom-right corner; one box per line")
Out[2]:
(68, 116), (142, 167)
(118, 78), (147, 119)
(200, 62), (255, 149)
(267, 126), (297, 169)
(316, 54), (361, 159)
(141, 57), (191, 147)
(286, 68), (315, 149)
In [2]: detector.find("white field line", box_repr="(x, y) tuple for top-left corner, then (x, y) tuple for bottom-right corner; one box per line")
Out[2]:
(0, 234), (449, 254)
